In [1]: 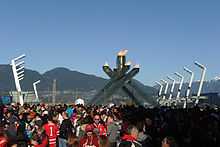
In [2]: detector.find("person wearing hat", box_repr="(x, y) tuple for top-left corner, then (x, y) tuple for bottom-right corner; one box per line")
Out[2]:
(79, 124), (99, 147)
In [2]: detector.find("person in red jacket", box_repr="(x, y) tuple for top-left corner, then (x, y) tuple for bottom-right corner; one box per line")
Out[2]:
(31, 125), (48, 147)
(93, 115), (107, 137)
(43, 114), (59, 147)
(79, 124), (99, 147)
(0, 125), (7, 147)
(0, 138), (7, 147)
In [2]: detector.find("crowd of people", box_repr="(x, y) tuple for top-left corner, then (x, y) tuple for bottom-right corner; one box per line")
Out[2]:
(0, 102), (220, 147)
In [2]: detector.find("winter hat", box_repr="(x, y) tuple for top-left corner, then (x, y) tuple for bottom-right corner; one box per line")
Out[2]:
(85, 124), (94, 132)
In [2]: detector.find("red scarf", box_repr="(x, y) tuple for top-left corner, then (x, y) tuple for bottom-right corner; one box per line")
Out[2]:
(121, 134), (136, 142)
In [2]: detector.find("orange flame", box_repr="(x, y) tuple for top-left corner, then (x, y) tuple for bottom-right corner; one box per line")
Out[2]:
(117, 49), (128, 56)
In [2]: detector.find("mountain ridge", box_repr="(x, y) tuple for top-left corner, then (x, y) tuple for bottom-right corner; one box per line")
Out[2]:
(0, 64), (155, 95)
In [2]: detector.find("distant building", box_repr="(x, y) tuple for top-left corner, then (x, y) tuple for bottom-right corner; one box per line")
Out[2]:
(10, 91), (37, 103)
(199, 93), (220, 105)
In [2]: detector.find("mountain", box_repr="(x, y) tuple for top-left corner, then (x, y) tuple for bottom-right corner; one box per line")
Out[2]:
(0, 65), (156, 101)
(3, 63), (220, 102)
(0, 65), (107, 92)
(42, 67), (107, 91)
(0, 64), (16, 91)
(0, 64), (46, 92)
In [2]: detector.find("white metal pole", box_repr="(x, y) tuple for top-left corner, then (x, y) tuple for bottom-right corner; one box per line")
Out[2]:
(11, 59), (23, 105)
(17, 70), (25, 76)
(155, 81), (163, 97)
(15, 61), (25, 67)
(194, 61), (206, 105)
(33, 80), (41, 102)
(13, 54), (25, 62)
(16, 66), (25, 72)
(18, 77), (24, 81)
(167, 76), (176, 100)
(18, 74), (24, 79)
(183, 67), (194, 108)
(174, 72), (184, 100)
(11, 54), (25, 106)
(161, 79), (168, 100)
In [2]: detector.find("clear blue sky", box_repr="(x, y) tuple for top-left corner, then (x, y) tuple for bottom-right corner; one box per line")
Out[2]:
(0, 0), (220, 86)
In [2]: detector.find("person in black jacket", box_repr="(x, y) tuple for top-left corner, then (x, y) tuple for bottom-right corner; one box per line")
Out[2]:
(16, 122), (29, 147)
(59, 111), (74, 147)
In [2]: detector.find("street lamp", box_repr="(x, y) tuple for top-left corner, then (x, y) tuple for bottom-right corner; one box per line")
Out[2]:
(161, 79), (169, 100)
(194, 61), (206, 105)
(33, 80), (41, 103)
(183, 67), (194, 108)
(167, 76), (176, 100)
(11, 54), (26, 106)
(155, 81), (163, 97)
(174, 72), (184, 100)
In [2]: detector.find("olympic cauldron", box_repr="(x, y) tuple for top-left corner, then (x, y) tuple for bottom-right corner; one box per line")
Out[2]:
(89, 50), (152, 106)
